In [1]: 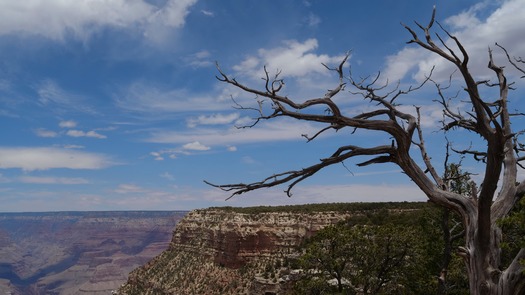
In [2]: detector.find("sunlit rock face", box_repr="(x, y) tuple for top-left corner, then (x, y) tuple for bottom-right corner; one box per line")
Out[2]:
(119, 207), (354, 295)
(0, 211), (187, 295)
(173, 209), (349, 267)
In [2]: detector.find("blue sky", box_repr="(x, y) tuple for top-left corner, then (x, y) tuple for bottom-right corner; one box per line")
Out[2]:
(1, 0), (524, 212)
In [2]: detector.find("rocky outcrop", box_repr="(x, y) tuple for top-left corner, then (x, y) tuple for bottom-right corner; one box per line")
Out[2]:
(119, 206), (358, 295)
(174, 209), (351, 268)
(0, 211), (187, 294)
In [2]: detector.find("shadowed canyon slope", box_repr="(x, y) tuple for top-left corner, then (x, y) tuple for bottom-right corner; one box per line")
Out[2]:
(0, 211), (187, 294)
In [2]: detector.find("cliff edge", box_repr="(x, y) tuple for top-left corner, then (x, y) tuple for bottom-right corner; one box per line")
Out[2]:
(118, 205), (362, 294)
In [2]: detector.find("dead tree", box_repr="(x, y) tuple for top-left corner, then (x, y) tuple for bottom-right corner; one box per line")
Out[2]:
(207, 8), (525, 295)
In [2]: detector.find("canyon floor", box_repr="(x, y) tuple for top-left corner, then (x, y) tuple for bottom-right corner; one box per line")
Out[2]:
(0, 211), (187, 295)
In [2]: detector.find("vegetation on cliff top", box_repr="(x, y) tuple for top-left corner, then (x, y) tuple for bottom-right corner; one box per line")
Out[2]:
(119, 202), (473, 294)
(206, 201), (427, 214)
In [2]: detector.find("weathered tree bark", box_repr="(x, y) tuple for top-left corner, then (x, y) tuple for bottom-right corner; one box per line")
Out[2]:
(208, 8), (525, 294)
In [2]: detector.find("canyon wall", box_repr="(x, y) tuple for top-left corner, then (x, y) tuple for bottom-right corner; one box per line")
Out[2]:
(118, 206), (358, 295)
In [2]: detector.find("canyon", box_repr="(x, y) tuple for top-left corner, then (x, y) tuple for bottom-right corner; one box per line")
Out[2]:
(0, 203), (426, 294)
(0, 211), (187, 294)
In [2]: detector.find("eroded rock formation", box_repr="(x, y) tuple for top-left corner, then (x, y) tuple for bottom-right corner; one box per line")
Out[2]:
(119, 206), (356, 294)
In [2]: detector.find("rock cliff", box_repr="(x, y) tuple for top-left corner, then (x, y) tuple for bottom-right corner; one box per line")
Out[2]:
(118, 205), (360, 295)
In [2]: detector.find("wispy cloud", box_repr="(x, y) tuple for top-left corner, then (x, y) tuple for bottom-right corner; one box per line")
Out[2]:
(147, 119), (325, 147)
(111, 183), (198, 208)
(37, 80), (97, 114)
(34, 128), (58, 138)
(35, 121), (109, 140)
(182, 141), (210, 151)
(185, 50), (213, 68)
(66, 129), (107, 139)
(306, 13), (321, 27)
(150, 151), (165, 161)
(115, 81), (232, 115)
(0, 147), (112, 171)
(19, 176), (89, 185)
(59, 120), (77, 128)
(63, 144), (85, 149)
(160, 172), (175, 181)
(201, 10), (214, 17)
(187, 113), (240, 127)
(148, 140), (214, 160)
(114, 183), (147, 194)
(149, 149), (179, 161)
(0, 0), (198, 42)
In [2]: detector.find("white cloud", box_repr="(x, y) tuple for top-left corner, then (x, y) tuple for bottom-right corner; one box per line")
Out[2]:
(233, 39), (346, 79)
(187, 113), (240, 127)
(194, 50), (211, 59)
(85, 130), (107, 139)
(34, 128), (58, 138)
(0, 0), (198, 42)
(384, 0), (525, 83)
(154, 0), (197, 28)
(150, 151), (164, 161)
(66, 130), (85, 137)
(19, 176), (89, 185)
(395, 103), (446, 129)
(59, 120), (77, 128)
(37, 80), (96, 114)
(0, 147), (112, 171)
(233, 57), (259, 73)
(66, 129), (107, 139)
(148, 143), (210, 160)
(142, 0), (197, 44)
(445, 10), (482, 30)
(227, 146), (237, 152)
(149, 148), (181, 161)
(182, 141), (211, 151)
(382, 47), (428, 83)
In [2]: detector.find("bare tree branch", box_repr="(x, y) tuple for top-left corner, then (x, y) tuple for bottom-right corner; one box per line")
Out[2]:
(496, 43), (525, 78)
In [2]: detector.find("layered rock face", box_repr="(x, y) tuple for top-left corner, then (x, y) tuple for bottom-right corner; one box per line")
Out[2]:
(174, 209), (351, 268)
(119, 207), (355, 294)
(0, 211), (186, 295)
